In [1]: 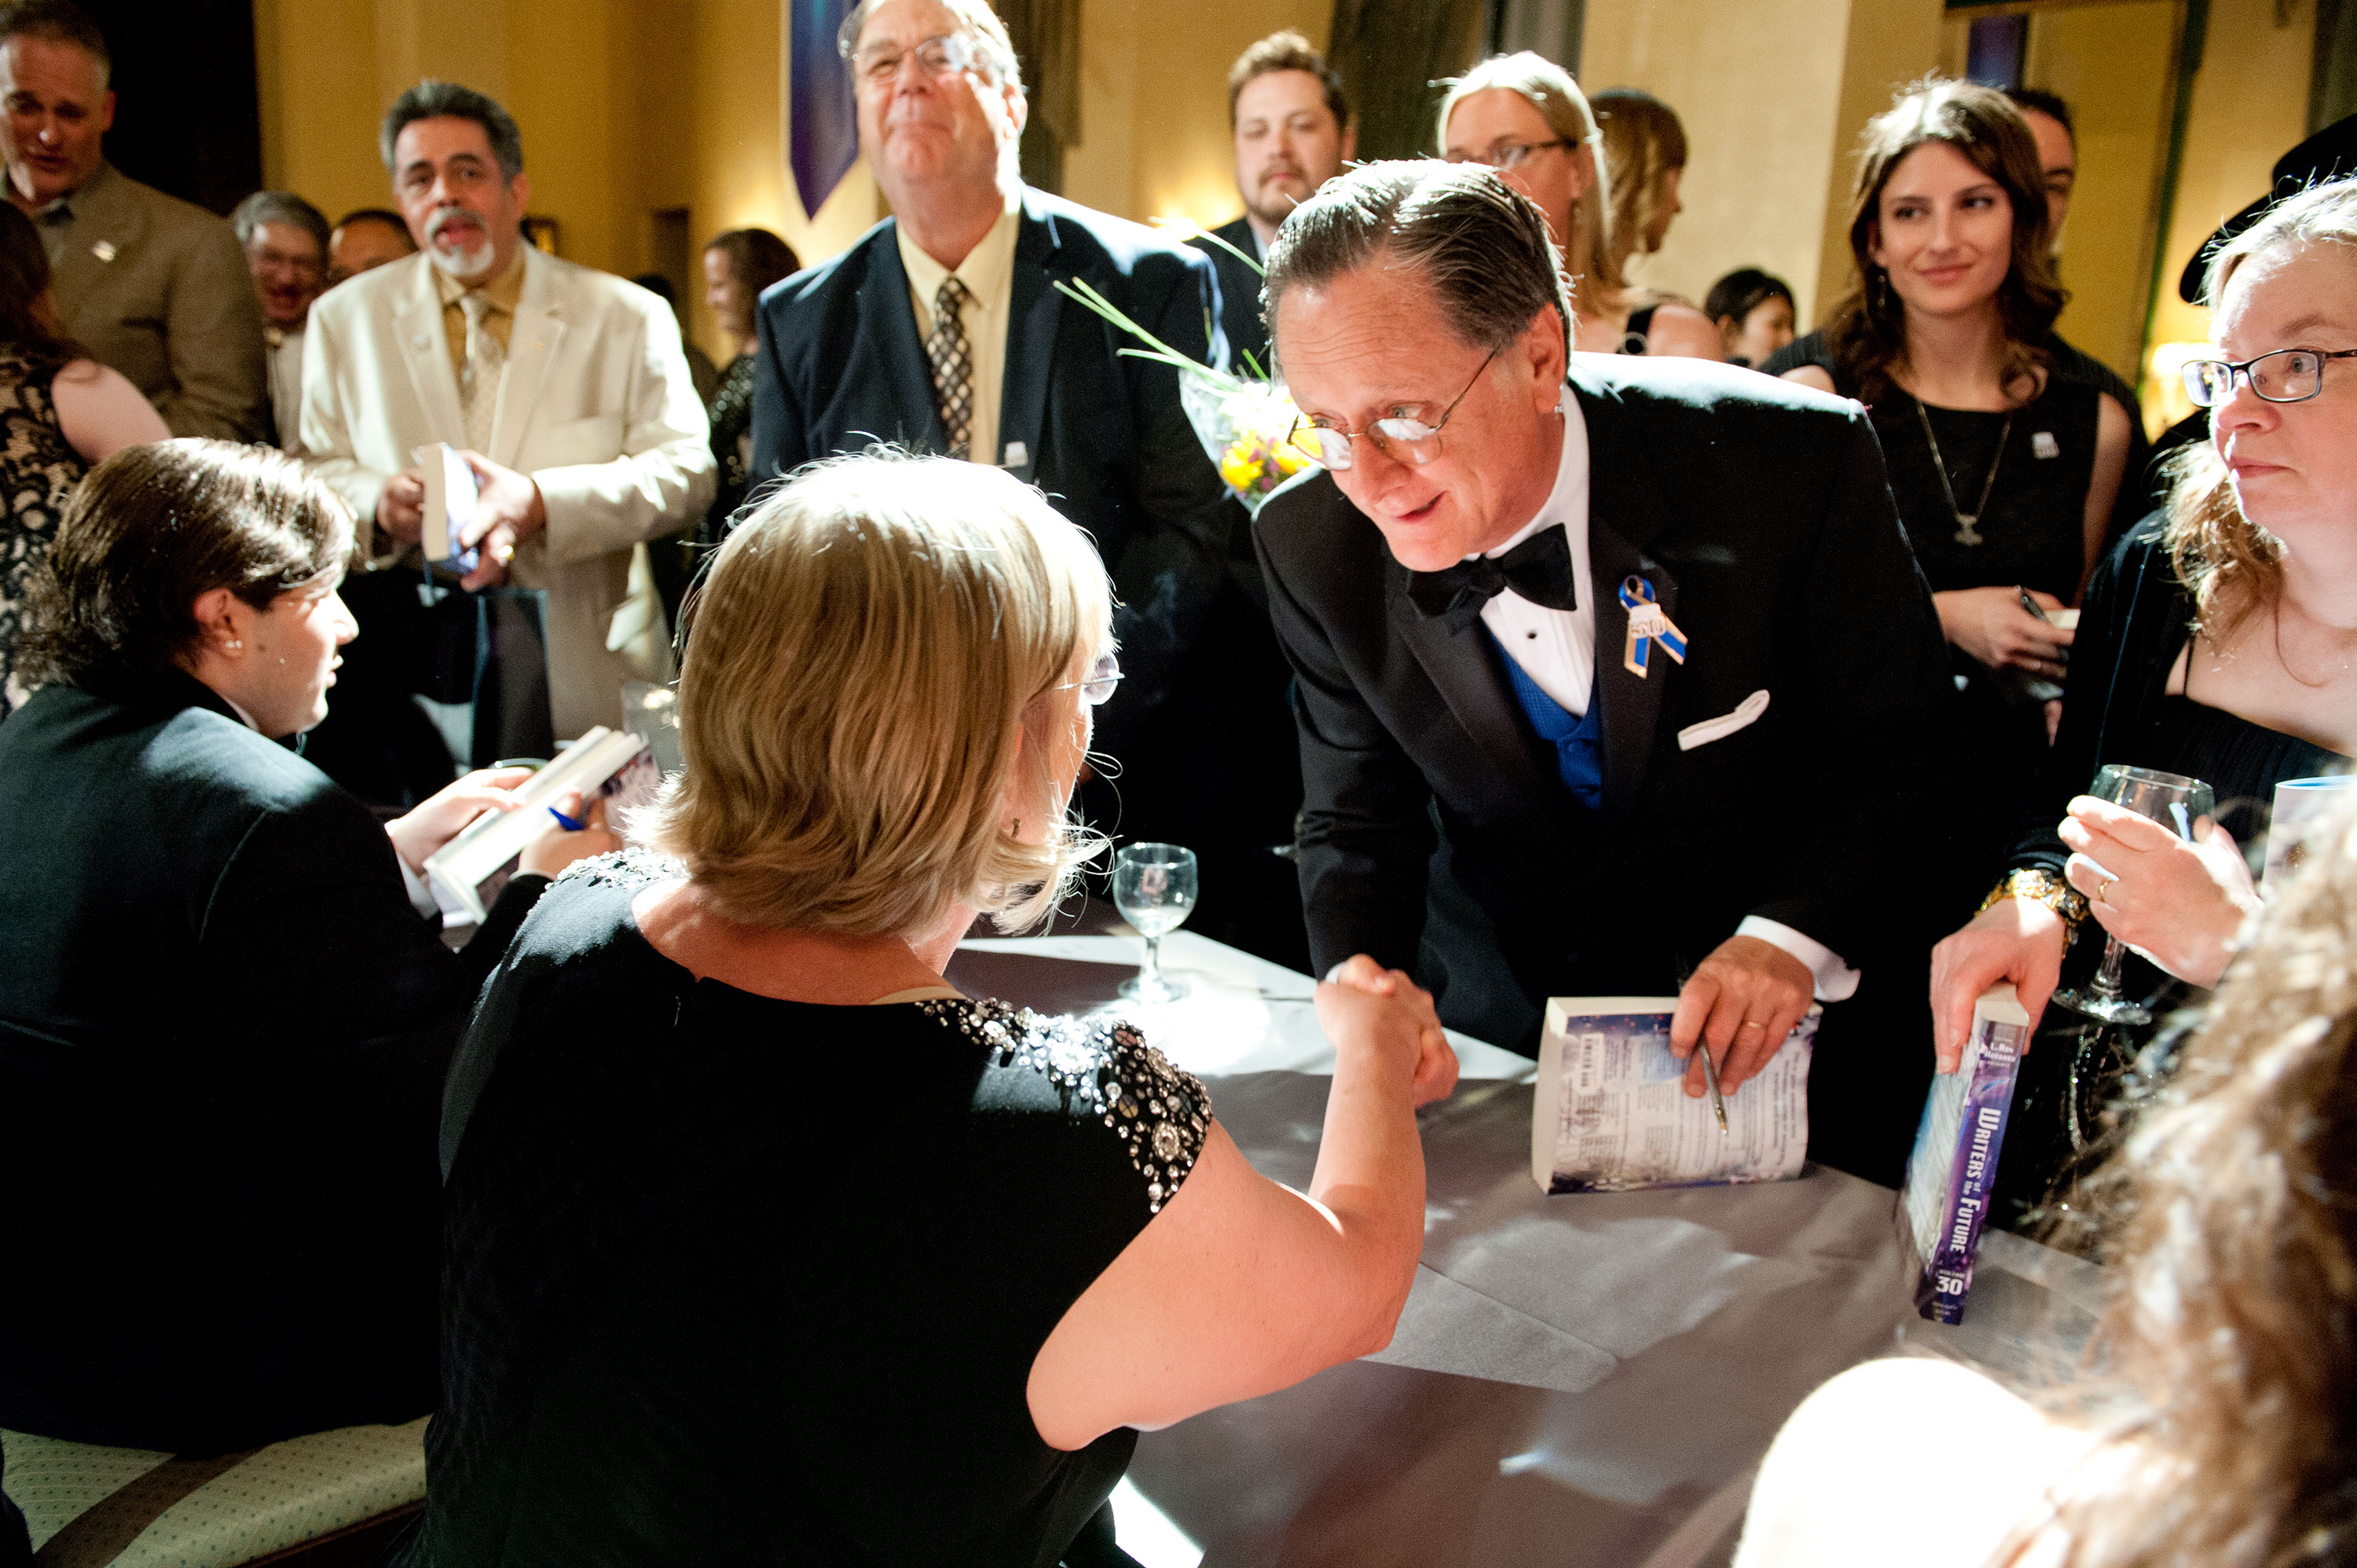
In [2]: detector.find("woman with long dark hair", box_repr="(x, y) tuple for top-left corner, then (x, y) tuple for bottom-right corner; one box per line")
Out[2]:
(0, 199), (167, 715)
(1770, 79), (2134, 846)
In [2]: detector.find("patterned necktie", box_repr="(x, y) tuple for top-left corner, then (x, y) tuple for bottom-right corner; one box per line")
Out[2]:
(459, 290), (504, 455)
(1406, 523), (1581, 632)
(926, 275), (974, 460)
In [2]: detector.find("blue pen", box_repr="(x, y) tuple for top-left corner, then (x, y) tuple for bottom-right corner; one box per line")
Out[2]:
(548, 805), (586, 831)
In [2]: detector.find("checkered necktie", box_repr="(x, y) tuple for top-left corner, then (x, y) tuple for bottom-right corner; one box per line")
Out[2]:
(459, 290), (504, 455)
(926, 276), (974, 460)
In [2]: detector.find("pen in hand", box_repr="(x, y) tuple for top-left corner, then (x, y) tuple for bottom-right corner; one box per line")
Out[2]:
(1697, 1031), (1729, 1134)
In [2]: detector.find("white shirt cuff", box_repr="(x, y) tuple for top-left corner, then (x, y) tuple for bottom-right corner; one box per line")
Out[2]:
(389, 830), (442, 920)
(1736, 917), (1860, 1003)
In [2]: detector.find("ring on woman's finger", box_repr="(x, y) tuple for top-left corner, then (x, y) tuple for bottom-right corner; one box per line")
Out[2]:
(1738, 1020), (1765, 1031)
(2096, 875), (2117, 906)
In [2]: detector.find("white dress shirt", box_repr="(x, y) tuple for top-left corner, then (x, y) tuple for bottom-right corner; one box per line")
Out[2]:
(1472, 388), (1860, 1003)
(897, 199), (1021, 468)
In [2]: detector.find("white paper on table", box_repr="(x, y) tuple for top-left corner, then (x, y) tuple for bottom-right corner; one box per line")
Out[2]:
(416, 441), (478, 565)
(1531, 998), (1816, 1192)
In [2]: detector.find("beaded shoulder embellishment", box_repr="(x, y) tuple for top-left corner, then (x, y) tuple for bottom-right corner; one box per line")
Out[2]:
(554, 847), (683, 892)
(916, 998), (1212, 1214)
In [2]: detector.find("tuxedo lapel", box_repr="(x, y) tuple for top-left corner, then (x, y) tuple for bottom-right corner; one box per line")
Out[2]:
(998, 194), (1059, 483)
(1574, 369), (1683, 826)
(491, 250), (565, 468)
(858, 228), (948, 451)
(392, 258), (466, 443)
(1384, 555), (1556, 809)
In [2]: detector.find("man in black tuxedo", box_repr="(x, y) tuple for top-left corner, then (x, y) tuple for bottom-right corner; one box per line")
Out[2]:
(1208, 30), (1354, 372)
(751, 0), (1307, 964)
(1258, 163), (1956, 1174)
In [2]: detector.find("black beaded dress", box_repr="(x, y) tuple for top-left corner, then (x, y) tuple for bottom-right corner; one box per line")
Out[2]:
(0, 346), (87, 717)
(405, 853), (1214, 1568)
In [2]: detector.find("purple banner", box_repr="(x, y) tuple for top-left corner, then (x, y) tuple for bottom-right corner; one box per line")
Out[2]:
(790, 0), (860, 219)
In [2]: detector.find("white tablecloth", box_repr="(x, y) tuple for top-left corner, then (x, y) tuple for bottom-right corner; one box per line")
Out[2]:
(948, 921), (2103, 1568)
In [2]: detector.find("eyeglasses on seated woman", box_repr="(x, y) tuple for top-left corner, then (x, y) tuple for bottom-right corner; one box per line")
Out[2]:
(404, 449), (1457, 1566)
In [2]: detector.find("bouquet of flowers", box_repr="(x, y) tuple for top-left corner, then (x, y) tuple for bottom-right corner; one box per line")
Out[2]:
(1055, 225), (1311, 515)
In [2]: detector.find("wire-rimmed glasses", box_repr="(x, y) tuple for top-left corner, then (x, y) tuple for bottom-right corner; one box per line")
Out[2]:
(1442, 137), (1573, 171)
(2181, 346), (2357, 407)
(1050, 651), (1122, 706)
(1285, 347), (1499, 471)
(845, 31), (977, 86)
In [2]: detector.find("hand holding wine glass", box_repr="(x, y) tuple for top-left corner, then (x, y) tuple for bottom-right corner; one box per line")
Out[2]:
(2050, 764), (2217, 1024)
(1114, 843), (1197, 1002)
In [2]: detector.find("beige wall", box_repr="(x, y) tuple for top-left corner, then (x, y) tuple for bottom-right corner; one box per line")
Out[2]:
(2144, 0), (2318, 426)
(1582, 0), (1945, 329)
(1066, 0), (1329, 232)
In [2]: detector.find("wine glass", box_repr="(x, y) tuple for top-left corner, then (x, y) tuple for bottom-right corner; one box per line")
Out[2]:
(2049, 764), (2216, 1025)
(1113, 842), (1197, 1002)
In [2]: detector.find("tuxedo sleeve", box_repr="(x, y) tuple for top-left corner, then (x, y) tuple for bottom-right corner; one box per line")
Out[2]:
(1746, 407), (1956, 964)
(1099, 249), (1246, 727)
(1257, 517), (1436, 977)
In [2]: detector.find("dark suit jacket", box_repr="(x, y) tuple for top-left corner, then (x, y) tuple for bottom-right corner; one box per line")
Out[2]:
(0, 674), (543, 1452)
(748, 187), (1242, 749)
(1255, 357), (1956, 1040)
(1205, 215), (1268, 376)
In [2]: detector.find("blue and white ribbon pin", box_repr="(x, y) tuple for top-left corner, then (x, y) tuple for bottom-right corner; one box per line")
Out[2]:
(1618, 576), (1688, 677)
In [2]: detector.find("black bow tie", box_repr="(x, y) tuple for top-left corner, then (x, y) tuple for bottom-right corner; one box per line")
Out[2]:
(1406, 524), (1580, 632)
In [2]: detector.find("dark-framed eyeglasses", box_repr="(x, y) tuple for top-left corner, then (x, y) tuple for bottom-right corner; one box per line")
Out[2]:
(2182, 346), (2357, 408)
(846, 31), (977, 86)
(1053, 651), (1123, 706)
(1442, 138), (1572, 172)
(1285, 348), (1501, 471)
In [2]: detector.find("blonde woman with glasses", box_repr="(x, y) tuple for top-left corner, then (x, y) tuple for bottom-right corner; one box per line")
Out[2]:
(1438, 53), (1717, 358)
(405, 451), (1456, 1566)
(1930, 175), (2357, 1228)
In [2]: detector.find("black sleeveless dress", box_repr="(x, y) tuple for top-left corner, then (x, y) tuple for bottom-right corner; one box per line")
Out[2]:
(404, 854), (1214, 1567)
(1762, 330), (2102, 864)
(1986, 522), (2347, 1225)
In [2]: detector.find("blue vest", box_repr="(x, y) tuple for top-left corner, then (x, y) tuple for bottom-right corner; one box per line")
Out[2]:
(1490, 630), (1604, 811)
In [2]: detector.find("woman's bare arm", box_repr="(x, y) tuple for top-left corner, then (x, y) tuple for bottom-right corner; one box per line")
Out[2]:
(1025, 959), (1453, 1450)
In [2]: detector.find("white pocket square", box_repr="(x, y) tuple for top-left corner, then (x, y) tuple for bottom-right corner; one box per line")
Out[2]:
(1677, 689), (1770, 752)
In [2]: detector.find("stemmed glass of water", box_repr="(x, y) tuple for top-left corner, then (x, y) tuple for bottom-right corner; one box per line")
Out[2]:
(1113, 842), (1197, 1002)
(2050, 764), (2216, 1025)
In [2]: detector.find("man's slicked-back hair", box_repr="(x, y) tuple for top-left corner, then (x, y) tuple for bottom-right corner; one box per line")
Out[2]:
(1263, 159), (1573, 363)
(0, 0), (107, 84)
(231, 190), (331, 255)
(379, 80), (526, 182)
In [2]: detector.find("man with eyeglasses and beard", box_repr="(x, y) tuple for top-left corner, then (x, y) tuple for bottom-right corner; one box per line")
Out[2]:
(752, 0), (1310, 967)
(1259, 161), (1960, 1182)
(299, 80), (712, 765)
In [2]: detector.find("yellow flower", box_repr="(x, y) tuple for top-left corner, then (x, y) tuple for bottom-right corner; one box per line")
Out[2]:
(1220, 444), (1260, 493)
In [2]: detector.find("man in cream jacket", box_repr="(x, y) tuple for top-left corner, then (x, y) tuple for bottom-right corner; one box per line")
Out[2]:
(302, 79), (712, 741)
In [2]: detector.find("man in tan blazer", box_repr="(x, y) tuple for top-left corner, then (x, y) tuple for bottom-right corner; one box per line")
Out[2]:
(302, 81), (713, 741)
(0, 1), (266, 440)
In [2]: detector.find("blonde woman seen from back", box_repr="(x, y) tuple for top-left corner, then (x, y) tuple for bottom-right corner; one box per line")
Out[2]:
(403, 451), (1457, 1566)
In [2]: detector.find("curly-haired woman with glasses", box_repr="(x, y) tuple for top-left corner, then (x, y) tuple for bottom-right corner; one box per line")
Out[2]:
(1930, 174), (2357, 1225)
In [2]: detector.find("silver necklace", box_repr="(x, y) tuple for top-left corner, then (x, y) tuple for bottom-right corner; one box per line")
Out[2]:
(1915, 397), (2013, 547)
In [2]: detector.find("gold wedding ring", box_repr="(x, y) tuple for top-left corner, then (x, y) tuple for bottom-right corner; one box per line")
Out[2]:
(2096, 876), (2116, 906)
(1739, 1020), (1765, 1031)
(495, 540), (515, 564)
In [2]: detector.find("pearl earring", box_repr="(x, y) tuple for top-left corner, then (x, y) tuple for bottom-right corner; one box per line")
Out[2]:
(225, 639), (244, 651)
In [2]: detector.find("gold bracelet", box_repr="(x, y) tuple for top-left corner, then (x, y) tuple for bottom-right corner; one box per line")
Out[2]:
(1977, 866), (2088, 939)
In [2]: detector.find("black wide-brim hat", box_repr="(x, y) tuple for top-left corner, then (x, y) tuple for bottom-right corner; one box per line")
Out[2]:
(2179, 112), (2357, 302)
